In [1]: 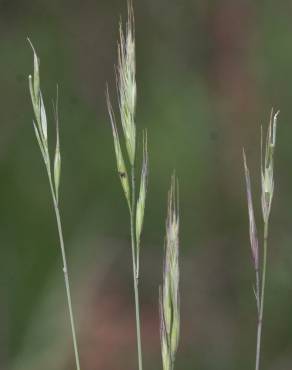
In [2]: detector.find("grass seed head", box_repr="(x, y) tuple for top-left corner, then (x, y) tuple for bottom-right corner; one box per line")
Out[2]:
(261, 109), (279, 222)
(28, 39), (48, 147)
(117, 0), (136, 165)
(160, 175), (180, 370)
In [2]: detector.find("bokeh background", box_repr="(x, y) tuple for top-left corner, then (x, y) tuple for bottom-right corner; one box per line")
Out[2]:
(1, 0), (292, 369)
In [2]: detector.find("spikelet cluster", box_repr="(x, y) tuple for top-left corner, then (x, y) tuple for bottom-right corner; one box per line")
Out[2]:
(160, 176), (180, 370)
(117, 2), (136, 166)
(28, 40), (61, 204)
(107, 1), (148, 275)
(243, 110), (279, 270)
(261, 110), (279, 223)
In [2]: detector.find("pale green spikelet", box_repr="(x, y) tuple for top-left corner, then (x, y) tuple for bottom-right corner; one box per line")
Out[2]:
(261, 109), (279, 223)
(39, 92), (48, 142)
(28, 41), (62, 203)
(106, 88), (131, 207)
(117, 0), (136, 165)
(160, 175), (180, 370)
(28, 40), (48, 151)
(53, 87), (61, 204)
(32, 120), (46, 162)
(243, 149), (259, 271)
(136, 131), (148, 260)
(27, 38), (40, 103)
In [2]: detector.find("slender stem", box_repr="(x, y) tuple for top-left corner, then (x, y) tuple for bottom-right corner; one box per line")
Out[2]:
(255, 221), (269, 370)
(46, 165), (81, 370)
(255, 269), (260, 315)
(130, 165), (143, 370)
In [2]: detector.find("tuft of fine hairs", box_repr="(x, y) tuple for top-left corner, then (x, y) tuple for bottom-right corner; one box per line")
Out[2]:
(160, 175), (180, 370)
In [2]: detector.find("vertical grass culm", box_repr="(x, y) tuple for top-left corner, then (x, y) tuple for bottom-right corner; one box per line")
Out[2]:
(28, 40), (81, 370)
(160, 175), (180, 370)
(106, 2), (149, 370)
(243, 109), (279, 370)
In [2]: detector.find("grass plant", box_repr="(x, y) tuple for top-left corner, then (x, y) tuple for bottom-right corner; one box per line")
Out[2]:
(243, 110), (279, 370)
(26, 5), (284, 370)
(28, 40), (81, 370)
(107, 2), (149, 370)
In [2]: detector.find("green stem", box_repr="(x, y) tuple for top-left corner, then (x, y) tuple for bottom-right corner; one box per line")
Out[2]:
(255, 221), (269, 370)
(130, 165), (143, 370)
(47, 165), (81, 370)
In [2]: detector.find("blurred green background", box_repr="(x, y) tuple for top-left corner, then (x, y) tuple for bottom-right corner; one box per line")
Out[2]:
(1, 0), (292, 369)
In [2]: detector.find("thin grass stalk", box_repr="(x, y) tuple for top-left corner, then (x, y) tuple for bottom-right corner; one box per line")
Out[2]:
(28, 41), (81, 370)
(255, 222), (268, 370)
(107, 3), (148, 370)
(243, 109), (278, 370)
(130, 165), (143, 370)
(47, 167), (81, 370)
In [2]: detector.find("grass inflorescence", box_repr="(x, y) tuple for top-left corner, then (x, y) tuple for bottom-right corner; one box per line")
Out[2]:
(107, 2), (148, 370)
(160, 175), (180, 370)
(243, 109), (279, 370)
(28, 39), (81, 370)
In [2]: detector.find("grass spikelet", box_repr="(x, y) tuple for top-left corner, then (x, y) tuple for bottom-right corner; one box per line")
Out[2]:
(106, 87), (131, 207)
(136, 131), (148, 274)
(53, 86), (61, 204)
(261, 109), (279, 223)
(160, 174), (180, 370)
(117, 0), (136, 165)
(243, 149), (259, 272)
